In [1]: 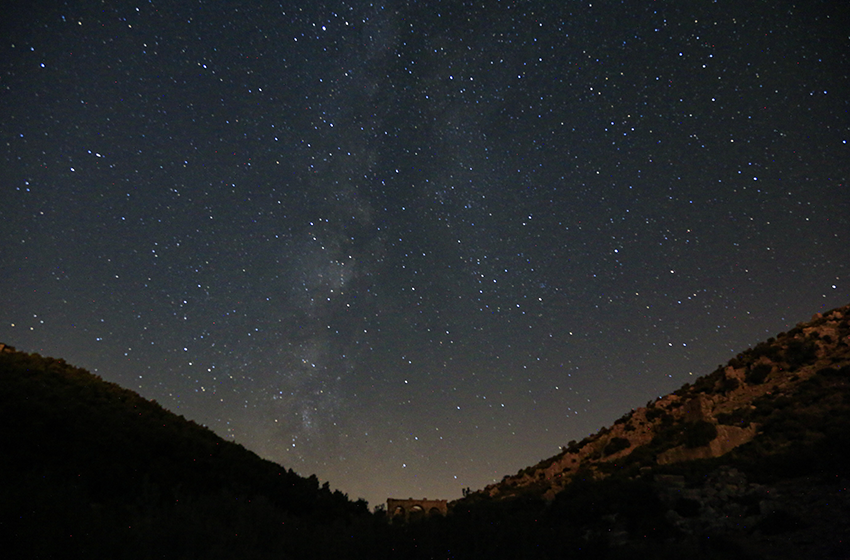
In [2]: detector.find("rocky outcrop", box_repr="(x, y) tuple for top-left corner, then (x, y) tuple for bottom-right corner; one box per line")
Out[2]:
(657, 423), (758, 465)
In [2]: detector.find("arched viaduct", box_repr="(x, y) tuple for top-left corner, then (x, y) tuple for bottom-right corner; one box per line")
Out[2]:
(387, 498), (447, 522)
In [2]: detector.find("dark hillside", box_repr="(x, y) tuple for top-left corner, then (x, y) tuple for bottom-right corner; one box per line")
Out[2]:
(0, 344), (376, 559)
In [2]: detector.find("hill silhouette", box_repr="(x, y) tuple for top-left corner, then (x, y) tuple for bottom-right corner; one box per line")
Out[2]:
(3, 303), (850, 559)
(0, 344), (377, 559)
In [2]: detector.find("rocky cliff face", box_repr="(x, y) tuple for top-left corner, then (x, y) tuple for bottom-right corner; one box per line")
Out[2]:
(475, 304), (850, 502)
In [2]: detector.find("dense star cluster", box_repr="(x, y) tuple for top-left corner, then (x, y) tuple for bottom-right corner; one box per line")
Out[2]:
(1, 1), (847, 507)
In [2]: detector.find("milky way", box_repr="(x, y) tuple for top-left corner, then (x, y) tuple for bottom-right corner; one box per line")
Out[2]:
(1, 1), (848, 507)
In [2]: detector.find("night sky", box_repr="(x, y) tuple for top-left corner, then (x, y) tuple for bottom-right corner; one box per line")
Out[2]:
(2, 0), (848, 508)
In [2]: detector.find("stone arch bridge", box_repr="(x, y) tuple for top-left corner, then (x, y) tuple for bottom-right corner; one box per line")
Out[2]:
(387, 498), (447, 522)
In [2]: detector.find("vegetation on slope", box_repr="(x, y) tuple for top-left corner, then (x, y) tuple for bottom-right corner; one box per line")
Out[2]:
(0, 345), (376, 559)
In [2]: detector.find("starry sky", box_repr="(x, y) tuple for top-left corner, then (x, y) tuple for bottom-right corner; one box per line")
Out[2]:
(1, 0), (848, 508)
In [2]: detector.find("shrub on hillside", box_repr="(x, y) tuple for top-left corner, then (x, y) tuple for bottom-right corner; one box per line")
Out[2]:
(750, 341), (782, 362)
(784, 339), (818, 370)
(692, 367), (727, 394)
(645, 407), (670, 423)
(818, 365), (850, 378)
(746, 363), (772, 384)
(716, 408), (752, 427)
(720, 376), (740, 393)
(684, 420), (718, 448)
(603, 437), (631, 457)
